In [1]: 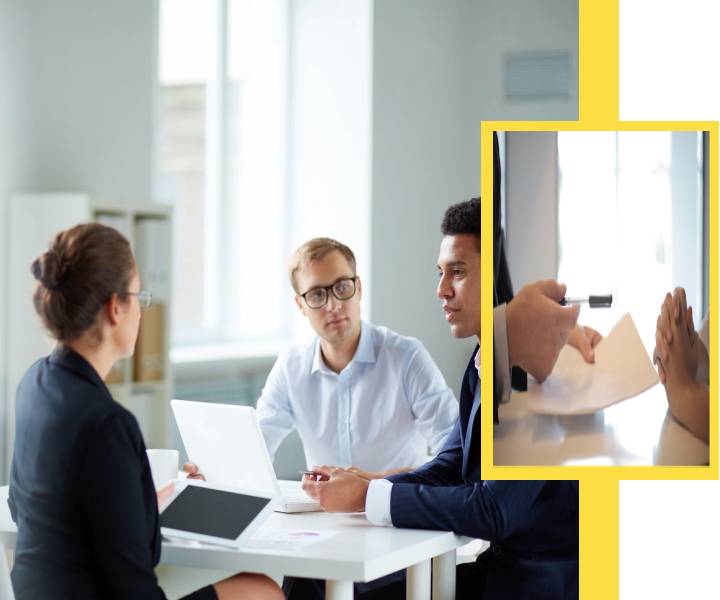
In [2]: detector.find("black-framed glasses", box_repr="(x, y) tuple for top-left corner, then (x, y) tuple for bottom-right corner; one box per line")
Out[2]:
(300, 277), (357, 309)
(123, 290), (153, 310)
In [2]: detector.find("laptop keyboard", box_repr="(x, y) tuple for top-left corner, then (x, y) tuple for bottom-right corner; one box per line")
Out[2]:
(278, 480), (315, 503)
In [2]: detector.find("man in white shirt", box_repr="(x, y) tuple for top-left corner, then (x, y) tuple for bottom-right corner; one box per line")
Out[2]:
(255, 237), (458, 475)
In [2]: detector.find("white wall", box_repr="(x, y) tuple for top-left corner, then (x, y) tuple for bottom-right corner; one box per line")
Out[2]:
(505, 132), (559, 290)
(464, 0), (578, 123)
(0, 0), (157, 481)
(20, 0), (156, 199)
(0, 0), (33, 482)
(370, 0), (577, 396)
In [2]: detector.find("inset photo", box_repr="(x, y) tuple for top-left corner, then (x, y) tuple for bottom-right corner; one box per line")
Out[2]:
(489, 127), (715, 467)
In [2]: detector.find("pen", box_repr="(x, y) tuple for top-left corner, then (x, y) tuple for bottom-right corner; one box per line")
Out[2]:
(560, 294), (612, 308)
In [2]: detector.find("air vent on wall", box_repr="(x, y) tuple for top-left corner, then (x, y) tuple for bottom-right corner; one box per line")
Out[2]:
(504, 51), (572, 100)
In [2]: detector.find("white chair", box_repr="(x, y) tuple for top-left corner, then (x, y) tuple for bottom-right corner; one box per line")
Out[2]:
(0, 541), (14, 600)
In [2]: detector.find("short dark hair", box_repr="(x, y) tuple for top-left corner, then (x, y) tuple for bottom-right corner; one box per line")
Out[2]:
(31, 222), (135, 343)
(441, 198), (480, 249)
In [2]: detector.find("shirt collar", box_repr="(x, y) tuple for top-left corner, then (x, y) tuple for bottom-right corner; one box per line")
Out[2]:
(48, 344), (108, 392)
(474, 345), (481, 380)
(310, 320), (375, 375)
(354, 321), (376, 365)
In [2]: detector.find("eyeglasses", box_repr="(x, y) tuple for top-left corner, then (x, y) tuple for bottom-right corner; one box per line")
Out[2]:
(123, 290), (153, 310)
(300, 277), (357, 309)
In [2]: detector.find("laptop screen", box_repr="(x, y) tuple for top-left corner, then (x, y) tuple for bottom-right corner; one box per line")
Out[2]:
(171, 400), (279, 494)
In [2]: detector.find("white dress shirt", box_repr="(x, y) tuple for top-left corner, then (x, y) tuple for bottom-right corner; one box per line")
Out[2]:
(366, 320), (504, 526)
(255, 321), (458, 471)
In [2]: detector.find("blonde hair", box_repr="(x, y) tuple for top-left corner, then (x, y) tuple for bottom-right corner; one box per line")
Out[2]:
(288, 238), (356, 293)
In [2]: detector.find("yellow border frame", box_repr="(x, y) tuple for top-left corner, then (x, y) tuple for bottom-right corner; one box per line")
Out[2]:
(480, 120), (718, 482)
(478, 2), (717, 598)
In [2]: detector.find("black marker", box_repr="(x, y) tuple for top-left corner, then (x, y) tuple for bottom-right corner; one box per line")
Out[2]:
(560, 294), (612, 308)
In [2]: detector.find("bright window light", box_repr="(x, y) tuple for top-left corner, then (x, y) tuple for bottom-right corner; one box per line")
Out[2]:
(557, 131), (704, 352)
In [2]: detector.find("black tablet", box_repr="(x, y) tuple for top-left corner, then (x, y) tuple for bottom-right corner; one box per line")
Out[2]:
(160, 480), (278, 547)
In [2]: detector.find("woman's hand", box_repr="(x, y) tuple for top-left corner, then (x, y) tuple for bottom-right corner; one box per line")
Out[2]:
(182, 462), (206, 480)
(156, 481), (175, 510)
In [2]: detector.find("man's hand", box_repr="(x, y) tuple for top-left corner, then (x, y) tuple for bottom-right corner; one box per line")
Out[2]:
(653, 289), (697, 388)
(567, 323), (603, 363)
(183, 462), (206, 481)
(301, 466), (370, 512)
(505, 280), (580, 382)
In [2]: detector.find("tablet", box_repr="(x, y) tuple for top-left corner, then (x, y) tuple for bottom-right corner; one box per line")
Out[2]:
(160, 480), (278, 548)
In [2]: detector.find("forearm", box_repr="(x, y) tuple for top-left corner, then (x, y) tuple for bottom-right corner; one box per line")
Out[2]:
(666, 379), (709, 443)
(378, 466), (414, 477)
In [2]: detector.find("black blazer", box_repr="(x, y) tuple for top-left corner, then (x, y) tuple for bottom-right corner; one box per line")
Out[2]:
(387, 350), (579, 600)
(8, 346), (167, 600)
(493, 132), (527, 419)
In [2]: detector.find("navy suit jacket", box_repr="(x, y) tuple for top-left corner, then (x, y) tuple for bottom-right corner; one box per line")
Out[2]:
(387, 350), (579, 600)
(8, 346), (167, 600)
(493, 131), (527, 413)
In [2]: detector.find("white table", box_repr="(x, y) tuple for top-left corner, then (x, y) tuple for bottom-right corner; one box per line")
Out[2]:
(0, 486), (472, 600)
(494, 382), (709, 465)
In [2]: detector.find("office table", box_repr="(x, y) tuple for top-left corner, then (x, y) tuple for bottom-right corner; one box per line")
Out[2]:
(494, 381), (709, 465)
(0, 486), (472, 600)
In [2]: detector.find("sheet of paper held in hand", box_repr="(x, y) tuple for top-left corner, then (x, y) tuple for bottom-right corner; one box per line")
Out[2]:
(526, 313), (659, 415)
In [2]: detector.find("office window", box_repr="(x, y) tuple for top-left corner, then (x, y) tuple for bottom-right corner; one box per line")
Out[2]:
(158, 1), (372, 358)
(158, 0), (288, 349)
(556, 131), (705, 349)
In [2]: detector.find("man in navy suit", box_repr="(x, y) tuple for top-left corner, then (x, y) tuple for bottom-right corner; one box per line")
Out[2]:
(303, 198), (580, 599)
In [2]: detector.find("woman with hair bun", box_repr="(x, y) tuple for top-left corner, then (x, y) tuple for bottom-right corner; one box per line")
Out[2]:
(8, 223), (282, 600)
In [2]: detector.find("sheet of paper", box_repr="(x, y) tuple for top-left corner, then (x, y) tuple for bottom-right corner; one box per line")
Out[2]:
(526, 312), (659, 415)
(244, 528), (338, 551)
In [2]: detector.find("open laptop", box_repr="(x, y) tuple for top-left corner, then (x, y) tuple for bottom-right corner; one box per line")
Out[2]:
(171, 399), (321, 513)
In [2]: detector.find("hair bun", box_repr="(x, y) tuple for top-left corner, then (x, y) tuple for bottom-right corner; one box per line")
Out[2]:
(31, 251), (68, 290)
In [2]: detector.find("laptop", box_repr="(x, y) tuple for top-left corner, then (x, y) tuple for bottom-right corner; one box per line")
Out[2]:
(171, 399), (321, 513)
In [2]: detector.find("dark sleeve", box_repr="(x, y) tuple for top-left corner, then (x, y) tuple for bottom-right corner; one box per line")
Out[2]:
(78, 411), (167, 600)
(386, 420), (464, 486)
(390, 480), (547, 541)
(7, 488), (16, 523)
(493, 132), (527, 394)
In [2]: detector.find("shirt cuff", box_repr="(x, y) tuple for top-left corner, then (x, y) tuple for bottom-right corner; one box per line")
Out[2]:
(493, 304), (511, 404)
(365, 479), (394, 526)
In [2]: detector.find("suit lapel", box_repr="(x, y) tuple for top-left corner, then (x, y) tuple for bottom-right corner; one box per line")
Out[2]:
(460, 347), (480, 479)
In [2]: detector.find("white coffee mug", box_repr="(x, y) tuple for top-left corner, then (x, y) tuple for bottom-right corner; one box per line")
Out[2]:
(146, 449), (179, 491)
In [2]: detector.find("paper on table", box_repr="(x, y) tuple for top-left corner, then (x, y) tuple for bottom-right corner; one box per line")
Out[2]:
(526, 312), (659, 415)
(245, 528), (337, 551)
